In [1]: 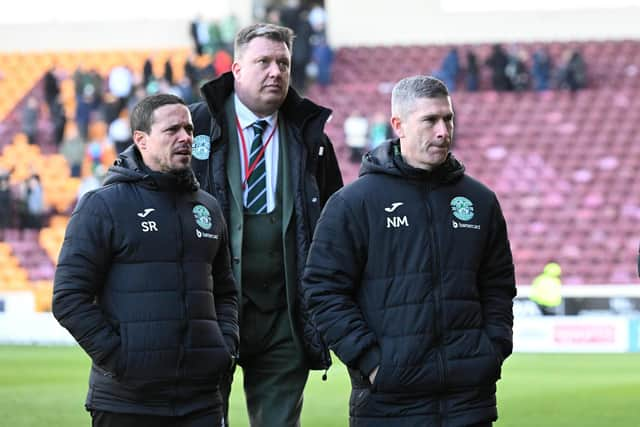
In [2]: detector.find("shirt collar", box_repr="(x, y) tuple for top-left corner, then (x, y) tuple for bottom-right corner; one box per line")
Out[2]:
(234, 93), (277, 131)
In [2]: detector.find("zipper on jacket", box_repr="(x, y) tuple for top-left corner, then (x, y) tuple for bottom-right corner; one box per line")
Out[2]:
(425, 188), (447, 390)
(174, 193), (187, 412)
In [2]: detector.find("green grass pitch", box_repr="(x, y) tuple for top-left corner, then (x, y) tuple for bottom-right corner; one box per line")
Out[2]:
(1, 346), (638, 426)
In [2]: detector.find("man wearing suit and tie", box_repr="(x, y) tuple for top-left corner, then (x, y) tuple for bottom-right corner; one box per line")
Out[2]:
(189, 23), (343, 427)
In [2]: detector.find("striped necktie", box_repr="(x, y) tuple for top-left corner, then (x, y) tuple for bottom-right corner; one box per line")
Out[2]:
(245, 120), (269, 214)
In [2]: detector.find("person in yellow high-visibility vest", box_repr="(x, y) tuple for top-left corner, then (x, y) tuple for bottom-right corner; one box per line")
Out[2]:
(530, 262), (563, 315)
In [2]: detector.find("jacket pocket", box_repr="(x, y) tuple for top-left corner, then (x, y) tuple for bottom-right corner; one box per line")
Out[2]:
(117, 322), (128, 378)
(370, 345), (393, 393)
(481, 332), (502, 383)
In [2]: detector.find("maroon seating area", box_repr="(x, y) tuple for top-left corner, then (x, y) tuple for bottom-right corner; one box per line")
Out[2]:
(0, 39), (638, 302)
(307, 39), (640, 286)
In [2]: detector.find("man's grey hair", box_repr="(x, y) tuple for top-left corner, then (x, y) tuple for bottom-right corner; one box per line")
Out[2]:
(234, 23), (294, 60)
(391, 75), (450, 119)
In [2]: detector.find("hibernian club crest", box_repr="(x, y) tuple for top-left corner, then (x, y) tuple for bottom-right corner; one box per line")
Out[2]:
(450, 196), (474, 221)
(193, 205), (212, 230)
(192, 135), (211, 160)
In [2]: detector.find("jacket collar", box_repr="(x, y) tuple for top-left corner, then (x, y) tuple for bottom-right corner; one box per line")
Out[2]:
(199, 72), (332, 129)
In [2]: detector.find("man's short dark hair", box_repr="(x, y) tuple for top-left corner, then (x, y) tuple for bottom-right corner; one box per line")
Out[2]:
(130, 93), (186, 134)
(391, 75), (450, 119)
(234, 23), (294, 61)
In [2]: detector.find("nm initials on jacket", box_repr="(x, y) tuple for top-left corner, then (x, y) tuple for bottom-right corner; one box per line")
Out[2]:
(386, 215), (409, 228)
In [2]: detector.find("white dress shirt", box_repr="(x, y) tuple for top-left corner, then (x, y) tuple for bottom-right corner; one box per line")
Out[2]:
(234, 94), (279, 213)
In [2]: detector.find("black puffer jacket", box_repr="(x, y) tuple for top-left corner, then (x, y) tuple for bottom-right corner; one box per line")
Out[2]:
(303, 140), (516, 426)
(189, 72), (343, 369)
(52, 146), (239, 416)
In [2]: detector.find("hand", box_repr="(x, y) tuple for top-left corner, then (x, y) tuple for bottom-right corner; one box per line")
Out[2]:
(368, 366), (379, 384)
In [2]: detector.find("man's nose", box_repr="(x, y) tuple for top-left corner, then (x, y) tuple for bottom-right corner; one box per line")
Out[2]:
(178, 128), (192, 141)
(267, 61), (282, 76)
(435, 120), (450, 138)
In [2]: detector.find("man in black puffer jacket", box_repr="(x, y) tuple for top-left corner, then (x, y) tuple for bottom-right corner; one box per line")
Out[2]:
(303, 76), (516, 427)
(53, 94), (239, 426)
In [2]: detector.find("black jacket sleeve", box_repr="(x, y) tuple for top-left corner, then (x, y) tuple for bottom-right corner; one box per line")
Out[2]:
(211, 206), (239, 357)
(478, 195), (516, 359)
(52, 192), (122, 374)
(302, 193), (380, 377)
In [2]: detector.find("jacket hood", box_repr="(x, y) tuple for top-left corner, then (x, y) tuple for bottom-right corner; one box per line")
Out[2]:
(104, 145), (199, 192)
(360, 139), (465, 184)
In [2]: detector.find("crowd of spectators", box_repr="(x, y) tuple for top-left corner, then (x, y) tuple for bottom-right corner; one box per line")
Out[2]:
(0, 168), (46, 238)
(4, 12), (596, 238)
(433, 44), (588, 93)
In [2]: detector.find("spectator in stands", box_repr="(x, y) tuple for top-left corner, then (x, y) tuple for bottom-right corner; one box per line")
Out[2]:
(557, 48), (587, 91)
(368, 111), (392, 150)
(108, 65), (134, 114)
(434, 47), (460, 91)
(344, 110), (369, 162)
(184, 54), (201, 87)
(21, 96), (40, 145)
(126, 85), (147, 115)
(142, 56), (154, 87)
(311, 34), (334, 88)
(266, 5), (282, 25)
(76, 164), (106, 202)
(530, 262), (563, 315)
(532, 47), (553, 91)
(60, 125), (86, 178)
(279, 0), (303, 32)
(53, 93), (239, 427)
(189, 22), (343, 427)
(292, 12), (314, 93)
(73, 64), (89, 101)
(303, 75), (516, 427)
(101, 90), (122, 126)
(163, 59), (174, 86)
(486, 43), (511, 91)
(190, 14), (204, 55)
(208, 20), (223, 54)
(0, 170), (11, 240)
(75, 85), (95, 140)
(108, 114), (133, 155)
(15, 180), (29, 235)
(465, 50), (479, 92)
(50, 96), (67, 146)
(86, 138), (105, 174)
(219, 15), (238, 53)
(280, 1), (313, 93)
(43, 67), (61, 112)
(308, 2), (327, 37)
(213, 48), (233, 77)
(505, 46), (530, 92)
(25, 174), (45, 230)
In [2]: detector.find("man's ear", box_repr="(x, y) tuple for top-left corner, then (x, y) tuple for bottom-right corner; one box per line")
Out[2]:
(231, 61), (241, 80)
(390, 116), (404, 139)
(133, 130), (147, 151)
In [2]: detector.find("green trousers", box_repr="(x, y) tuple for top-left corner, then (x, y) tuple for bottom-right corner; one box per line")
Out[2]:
(229, 302), (309, 427)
